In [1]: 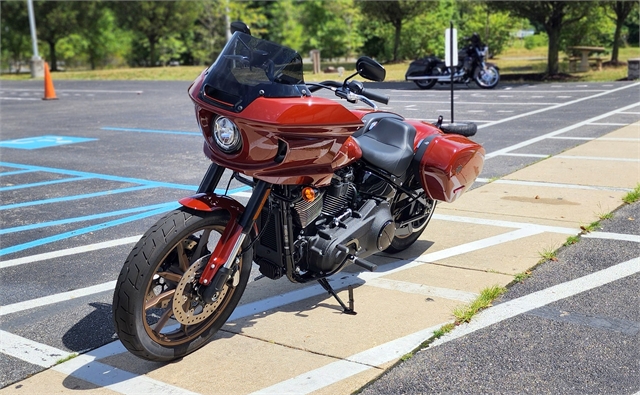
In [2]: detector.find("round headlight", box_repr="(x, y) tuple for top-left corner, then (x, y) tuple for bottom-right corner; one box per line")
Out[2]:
(213, 116), (241, 153)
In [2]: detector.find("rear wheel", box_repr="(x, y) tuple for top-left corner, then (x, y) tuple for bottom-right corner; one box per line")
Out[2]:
(112, 208), (251, 362)
(385, 188), (436, 253)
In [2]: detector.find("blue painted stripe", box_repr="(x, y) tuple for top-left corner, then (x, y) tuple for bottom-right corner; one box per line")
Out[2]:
(102, 127), (200, 136)
(0, 169), (37, 177)
(0, 176), (92, 192)
(0, 205), (180, 256)
(0, 185), (154, 210)
(0, 161), (198, 191)
(0, 202), (177, 235)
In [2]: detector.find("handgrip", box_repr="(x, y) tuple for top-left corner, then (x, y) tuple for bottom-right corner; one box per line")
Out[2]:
(361, 88), (389, 105)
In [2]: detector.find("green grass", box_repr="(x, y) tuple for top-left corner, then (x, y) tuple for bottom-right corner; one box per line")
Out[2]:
(452, 285), (507, 324)
(3, 45), (637, 83)
(538, 246), (558, 262)
(563, 235), (581, 246)
(623, 184), (640, 204)
(513, 271), (532, 283)
(580, 220), (601, 233)
(55, 353), (78, 365)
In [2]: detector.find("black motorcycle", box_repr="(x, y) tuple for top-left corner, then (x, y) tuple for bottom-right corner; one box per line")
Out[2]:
(405, 33), (500, 90)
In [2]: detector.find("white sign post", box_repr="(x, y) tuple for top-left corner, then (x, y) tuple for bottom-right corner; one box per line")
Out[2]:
(444, 27), (458, 68)
(445, 24), (457, 123)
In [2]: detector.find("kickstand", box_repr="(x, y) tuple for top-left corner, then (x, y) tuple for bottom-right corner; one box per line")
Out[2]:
(317, 278), (356, 315)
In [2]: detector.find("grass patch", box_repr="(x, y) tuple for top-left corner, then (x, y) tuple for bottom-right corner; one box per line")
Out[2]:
(432, 322), (456, 340)
(599, 212), (614, 220)
(538, 246), (558, 262)
(563, 235), (580, 246)
(452, 285), (507, 324)
(513, 271), (532, 283)
(623, 184), (640, 204)
(55, 353), (78, 365)
(580, 220), (601, 233)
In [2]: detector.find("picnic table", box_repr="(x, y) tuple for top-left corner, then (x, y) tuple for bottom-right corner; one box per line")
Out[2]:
(568, 46), (606, 72)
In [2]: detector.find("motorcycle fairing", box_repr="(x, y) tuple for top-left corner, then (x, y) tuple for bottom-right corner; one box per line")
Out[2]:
(198, 32), (306, 113)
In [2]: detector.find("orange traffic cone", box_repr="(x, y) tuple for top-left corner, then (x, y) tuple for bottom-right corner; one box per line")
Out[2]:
(43, 62), (58, 100)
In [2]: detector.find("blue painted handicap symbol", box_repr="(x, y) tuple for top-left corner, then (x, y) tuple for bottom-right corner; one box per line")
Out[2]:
(0, 135), (97, 150)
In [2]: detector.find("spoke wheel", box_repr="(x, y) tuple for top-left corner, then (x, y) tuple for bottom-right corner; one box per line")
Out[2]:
(385, 188), (436, 253)
(474, 65), (499, 89)
(113, 208), (251, 362)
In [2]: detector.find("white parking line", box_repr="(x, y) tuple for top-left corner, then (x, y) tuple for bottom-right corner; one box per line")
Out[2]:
(476, 178), (633, 192)
(485, 102), (640, 158)
(250, 323), (444, 395)
(556, 155), (640, 162)
(0, 281), (116, 316)
(254, 256), (640, 395)
(432, 257), (640, 346)
(366, 278), (479, 302)
(0, 235), (142, 269)
(478, 83), (640, 130)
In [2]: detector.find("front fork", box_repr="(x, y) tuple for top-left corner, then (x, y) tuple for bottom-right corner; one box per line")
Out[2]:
(182, 163), (271, 303)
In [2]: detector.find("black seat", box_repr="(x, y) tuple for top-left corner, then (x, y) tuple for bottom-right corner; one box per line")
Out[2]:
(352, 112), (404, 138)
(354, 117), (416, 177)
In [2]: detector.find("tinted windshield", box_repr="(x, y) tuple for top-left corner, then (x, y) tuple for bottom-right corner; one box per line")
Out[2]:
(199, 32), (306, 112)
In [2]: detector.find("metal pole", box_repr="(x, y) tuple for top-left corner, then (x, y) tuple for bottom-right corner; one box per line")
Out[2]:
(450, 21), (454, 124)
(27, 0), (39, 59)
(27, 0), (44, 77)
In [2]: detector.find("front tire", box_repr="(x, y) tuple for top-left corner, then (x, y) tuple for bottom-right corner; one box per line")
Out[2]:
(112, 207), (252, 362)
(474, 65), (499, 89)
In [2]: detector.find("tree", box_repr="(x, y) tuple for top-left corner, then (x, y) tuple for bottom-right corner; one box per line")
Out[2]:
(299, 0), (363, 60)
(604, 1), (638, 65)
(456, 1), (520, 58)
(115, 1), (199, 66)
(1, 1), (31, 73)
(35, 1), (81, 71)
(359, 0), (434, 62)
(489, 1), (592, 75)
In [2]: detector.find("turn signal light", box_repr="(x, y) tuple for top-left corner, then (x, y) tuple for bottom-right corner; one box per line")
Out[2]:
(302, 187), (317, 202)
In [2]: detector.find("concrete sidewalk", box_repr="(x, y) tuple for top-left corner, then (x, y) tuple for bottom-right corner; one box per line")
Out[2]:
(1, 123), (638, 395)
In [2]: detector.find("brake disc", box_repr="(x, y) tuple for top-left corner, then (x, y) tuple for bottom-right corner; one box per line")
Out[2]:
(172, 254), (229, 325)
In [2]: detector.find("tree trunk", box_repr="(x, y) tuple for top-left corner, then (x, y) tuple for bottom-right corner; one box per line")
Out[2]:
(149, 38), (157, 67)
(611, 19), (624, 64)
(48, 40), (58, 72)
(393, 22), (402, 62)
(546, 27), (561, 75)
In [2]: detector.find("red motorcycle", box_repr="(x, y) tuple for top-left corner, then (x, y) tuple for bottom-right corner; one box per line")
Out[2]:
(112, 24), (485, 362)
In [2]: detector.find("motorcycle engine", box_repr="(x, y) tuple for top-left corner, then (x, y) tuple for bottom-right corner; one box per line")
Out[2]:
(292, 168), (395, 274)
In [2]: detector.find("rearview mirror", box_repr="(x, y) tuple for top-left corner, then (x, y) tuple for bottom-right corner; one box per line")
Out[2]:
(230, 21), (251, 36)
(355, 56), (385, 82)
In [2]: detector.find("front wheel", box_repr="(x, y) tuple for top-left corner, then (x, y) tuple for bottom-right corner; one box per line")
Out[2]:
(474, 65), (499, 89)
(112, 208), (252, 362)
(385, 188), (436, 253)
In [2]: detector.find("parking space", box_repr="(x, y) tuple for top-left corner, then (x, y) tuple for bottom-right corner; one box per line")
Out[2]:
(0, 79), (638, 393)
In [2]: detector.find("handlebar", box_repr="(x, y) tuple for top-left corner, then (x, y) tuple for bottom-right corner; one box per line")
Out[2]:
(359, 88), (389, 105)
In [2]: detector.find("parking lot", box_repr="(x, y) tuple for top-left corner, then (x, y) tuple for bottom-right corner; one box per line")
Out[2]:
(0, 78), (639, 394)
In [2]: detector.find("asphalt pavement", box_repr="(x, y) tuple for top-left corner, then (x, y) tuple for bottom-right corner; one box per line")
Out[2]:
(358, 201), (639, 395)
(0, 78), (638, 394)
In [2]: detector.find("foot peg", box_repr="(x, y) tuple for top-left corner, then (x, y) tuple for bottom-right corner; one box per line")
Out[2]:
(317, 278), (356, 315)
(336, 244), (377, 272)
